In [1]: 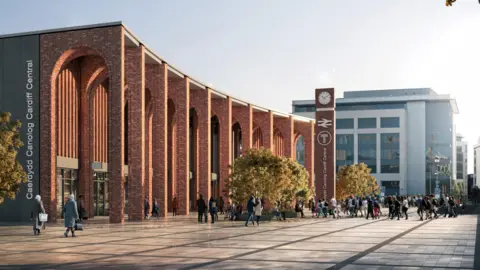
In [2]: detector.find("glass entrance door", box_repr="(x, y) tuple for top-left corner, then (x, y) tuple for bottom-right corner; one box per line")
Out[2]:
(93, 172), (109, 216)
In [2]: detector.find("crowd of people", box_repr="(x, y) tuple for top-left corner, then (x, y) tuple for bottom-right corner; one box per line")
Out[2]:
(300, 194), (464, 221)
(31, 191), (466, 238)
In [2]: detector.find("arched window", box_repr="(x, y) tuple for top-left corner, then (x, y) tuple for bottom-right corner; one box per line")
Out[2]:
(295, 135), (305, 166)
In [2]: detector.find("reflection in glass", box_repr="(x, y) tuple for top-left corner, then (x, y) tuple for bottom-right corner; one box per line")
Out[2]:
(336, 119), (354, 129)
(425, 101), (453, 193)
(358, 134), (377, 173)
(336, 134), (354, 172)
(380, 117), (400, 128)
(380, 133), (400, 173)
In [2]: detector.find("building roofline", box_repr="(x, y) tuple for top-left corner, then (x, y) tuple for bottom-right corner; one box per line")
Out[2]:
(1, 21), (315, 124)
(0, 21), (123, 39)
(293, 94), (459, 114)
(121, 23), (315, 123)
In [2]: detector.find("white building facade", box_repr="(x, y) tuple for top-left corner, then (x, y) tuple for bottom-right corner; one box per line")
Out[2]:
(292, 88), (458, 196)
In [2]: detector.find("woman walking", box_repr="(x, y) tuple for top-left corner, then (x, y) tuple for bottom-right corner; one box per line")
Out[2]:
(32, 195), (46, 235)
(254, 198), (263, 225)
(64, 194), (79, 237)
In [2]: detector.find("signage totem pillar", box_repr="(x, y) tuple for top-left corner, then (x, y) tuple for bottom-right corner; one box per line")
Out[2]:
(314, 88), (336, 201)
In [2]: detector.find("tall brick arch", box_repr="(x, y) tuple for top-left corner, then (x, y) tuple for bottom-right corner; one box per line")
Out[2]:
(167, 98), (177, 211)
(40, 26), (124, 222)
(252, 126), (263, 149)
(273, 128), (284, 156)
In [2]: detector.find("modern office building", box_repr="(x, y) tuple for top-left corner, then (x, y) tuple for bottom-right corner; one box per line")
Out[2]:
(0, 22), (316, 223)
(455, 134), (468, 183)
(474, 138), (480, 177)
(292, 88), (459, 196)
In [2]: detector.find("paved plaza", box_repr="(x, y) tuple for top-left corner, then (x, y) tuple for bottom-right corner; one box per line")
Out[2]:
(0, 212), (478, 270)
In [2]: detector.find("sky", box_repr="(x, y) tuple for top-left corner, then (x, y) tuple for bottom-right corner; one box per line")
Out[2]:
(1, 0), (480, 173)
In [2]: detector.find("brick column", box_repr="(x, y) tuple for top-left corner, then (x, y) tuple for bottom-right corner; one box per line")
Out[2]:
(145, 112), (152, 208)
(212, 97), (232, 197)
(148, 63), (168, 217)
(253, 111), (273, 150)
(168, 77), (190, 215)
(191, 88), (211, 201)
(108, 36), (126, 224)
(274, 116), (294, 158)
(126, 46), (145, 221)
(232, 104), (253, 153)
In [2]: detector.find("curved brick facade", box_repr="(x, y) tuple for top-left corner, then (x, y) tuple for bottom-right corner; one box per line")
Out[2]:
(37, 23), (315, 223)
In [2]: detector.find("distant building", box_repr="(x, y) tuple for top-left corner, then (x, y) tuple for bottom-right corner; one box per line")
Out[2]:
(456, 134), (468, 183)
(474, 138), (480, 178)
(292, 88), (459, 196)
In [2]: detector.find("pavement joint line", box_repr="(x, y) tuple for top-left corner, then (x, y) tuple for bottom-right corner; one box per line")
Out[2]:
(325, 218), (435, 270)
(8, 247), (475, 259)
(177, 216), (393, 270)
(0, 221), (198, 240)
(38, 215), (350, 269)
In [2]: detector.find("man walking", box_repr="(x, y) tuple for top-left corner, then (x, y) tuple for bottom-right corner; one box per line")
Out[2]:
(197, 195), (206, 223)
(245, 196), (256, 227)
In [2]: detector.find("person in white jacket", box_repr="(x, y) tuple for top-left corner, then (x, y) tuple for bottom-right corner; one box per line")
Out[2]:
(254, 198), (263, 226)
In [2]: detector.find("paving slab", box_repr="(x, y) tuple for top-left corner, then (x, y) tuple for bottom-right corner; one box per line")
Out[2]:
(0, 211), (477, 269)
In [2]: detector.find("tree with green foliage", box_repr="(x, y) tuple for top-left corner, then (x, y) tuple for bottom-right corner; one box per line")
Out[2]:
(278, 157), (313, 210)
(224, 148), (312, 209)
(0, 112), (27, 204)
(336, 163), (379, 199)
(452, 181), (466, 199)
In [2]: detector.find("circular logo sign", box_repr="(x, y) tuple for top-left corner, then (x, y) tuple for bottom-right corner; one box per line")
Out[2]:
(318, 91), (331, 105)
(317, 131), (332, 146)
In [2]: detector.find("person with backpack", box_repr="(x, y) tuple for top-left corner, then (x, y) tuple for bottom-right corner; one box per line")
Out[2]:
(323, 199), (329, 218)
(209, 197), (217, 224)
(417, 196), (424, 221)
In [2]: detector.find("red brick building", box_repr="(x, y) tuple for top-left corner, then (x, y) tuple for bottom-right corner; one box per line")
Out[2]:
(1, 22), (315, 223)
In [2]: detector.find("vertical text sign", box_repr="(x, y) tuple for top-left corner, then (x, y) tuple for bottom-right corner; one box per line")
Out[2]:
(314, 88), (336, 200)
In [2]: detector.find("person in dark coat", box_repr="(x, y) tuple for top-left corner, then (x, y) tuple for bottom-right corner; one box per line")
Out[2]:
(245, 196), (257, 227)
(64, 194), (79, 237)
(144, 197), (150, 219)
(197, 195), (207, 223)
(32, 195), (46, 235)
(78, 195), (86, 220)
(172, 197), (178, 217)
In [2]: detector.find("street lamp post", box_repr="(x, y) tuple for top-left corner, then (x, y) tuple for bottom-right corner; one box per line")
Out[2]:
(434, 157), (440, 197)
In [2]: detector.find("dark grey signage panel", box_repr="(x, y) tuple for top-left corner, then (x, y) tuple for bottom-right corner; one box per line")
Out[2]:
(0, 35), (40, 222)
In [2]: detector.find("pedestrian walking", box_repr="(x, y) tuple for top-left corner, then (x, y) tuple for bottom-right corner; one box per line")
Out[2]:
(245, 196), (256, 227)
(32, 195), (46, 235)
(209, 197), (217, 224)
(254, 198), (263, 225)
(197, 195), (207, 223)
(64, 194), (79, 238)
